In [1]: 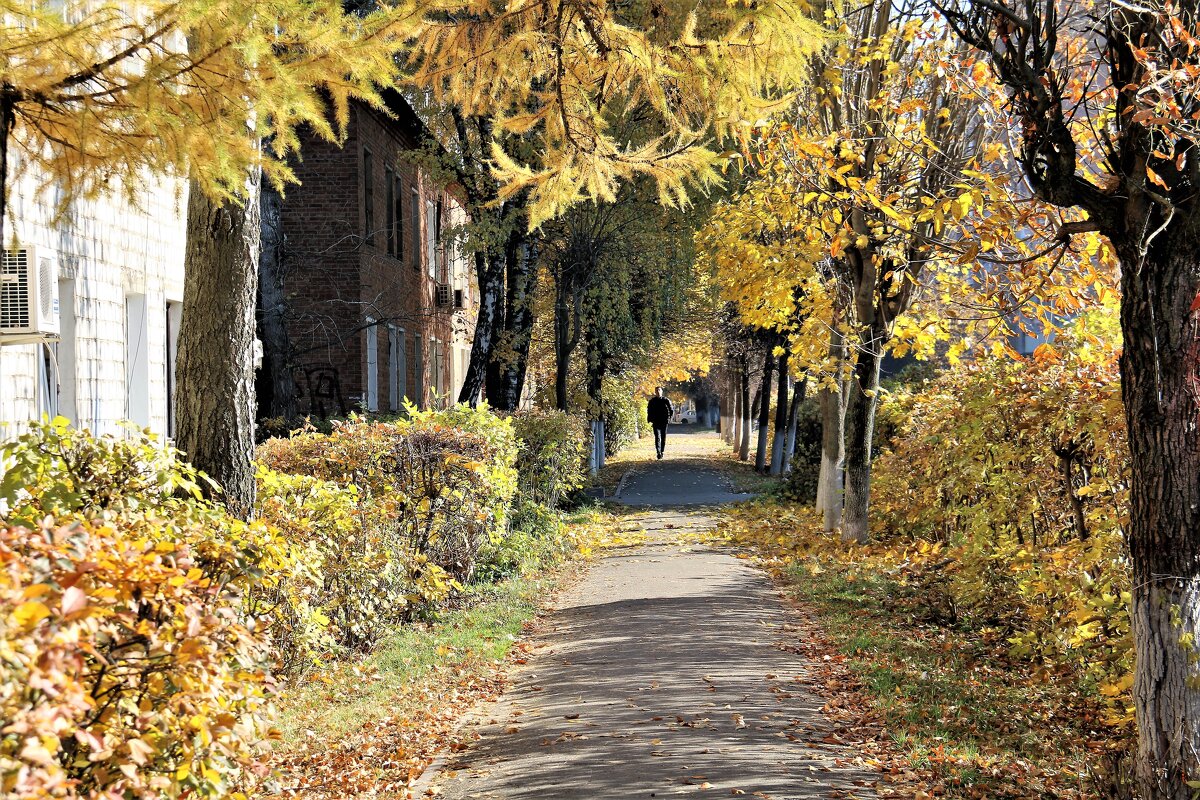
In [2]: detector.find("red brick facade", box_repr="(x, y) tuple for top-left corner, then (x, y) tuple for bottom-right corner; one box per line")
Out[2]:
(273, 93), (472, 418)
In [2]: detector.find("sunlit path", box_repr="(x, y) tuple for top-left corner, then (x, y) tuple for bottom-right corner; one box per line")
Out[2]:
(429, 434), (879, 799)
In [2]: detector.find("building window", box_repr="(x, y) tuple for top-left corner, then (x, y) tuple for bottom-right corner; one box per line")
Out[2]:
(57, 278), (77, 425)
(388, 325), (404, 411)
(433, 339), (445, 405)
(166, 300), (181, 437)
(413, 333), (424, 408)
(410, 188), (420, 268)
(425, 198), (437, 279)
(394, 174), (404, 260)
(365, 318), (379, 412)
(125, 293), (150, 427)
(363, 149), (375, 246)
(385, 168), (395, 256)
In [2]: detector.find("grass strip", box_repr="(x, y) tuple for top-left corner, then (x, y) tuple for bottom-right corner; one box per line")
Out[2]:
(782, 563), (1113, 799)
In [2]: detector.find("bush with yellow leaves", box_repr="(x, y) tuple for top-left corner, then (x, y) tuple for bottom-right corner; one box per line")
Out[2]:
(0, 518), (273, 800)
(256, 404), (519, 634)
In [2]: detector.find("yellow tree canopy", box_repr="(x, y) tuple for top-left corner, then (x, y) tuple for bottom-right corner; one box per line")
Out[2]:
(0, 0), (405, 207)
(399, 0), (824, 227)
(699, 2), (1116, 369)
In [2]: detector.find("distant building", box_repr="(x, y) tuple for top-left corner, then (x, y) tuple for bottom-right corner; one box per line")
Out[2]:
(2, 89), (475, 442)
(258, 90), (474, 421)
(0, 173), (187, 440)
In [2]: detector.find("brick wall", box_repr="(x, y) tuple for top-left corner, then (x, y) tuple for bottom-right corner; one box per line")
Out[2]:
(278, 98), (472, 416)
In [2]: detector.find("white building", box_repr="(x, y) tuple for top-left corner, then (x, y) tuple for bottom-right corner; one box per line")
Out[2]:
(1, 173), (188, 440)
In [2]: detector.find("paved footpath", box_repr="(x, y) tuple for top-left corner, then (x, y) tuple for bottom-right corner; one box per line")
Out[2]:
(431, 432), (877, 799)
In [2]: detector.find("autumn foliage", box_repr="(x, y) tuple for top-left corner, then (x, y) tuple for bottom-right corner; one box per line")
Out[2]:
(0, 405), (589, 798)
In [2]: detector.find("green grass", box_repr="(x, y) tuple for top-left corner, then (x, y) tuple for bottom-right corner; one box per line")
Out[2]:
(784, 566), (1105, 798)
(273, 573), (556, 750)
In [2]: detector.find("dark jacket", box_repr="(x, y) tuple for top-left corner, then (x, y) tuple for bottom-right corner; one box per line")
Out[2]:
(647, 396), (673, 426)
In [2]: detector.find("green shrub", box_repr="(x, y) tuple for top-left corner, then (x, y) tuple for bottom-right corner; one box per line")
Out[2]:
(507, 409), (588, 509)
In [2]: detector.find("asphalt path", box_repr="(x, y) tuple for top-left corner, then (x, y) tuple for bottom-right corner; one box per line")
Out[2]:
(430, 433), (877, 799)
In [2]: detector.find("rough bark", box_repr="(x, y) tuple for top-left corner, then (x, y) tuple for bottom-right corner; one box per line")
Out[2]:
(755, 346), (774, 473)
(1119, 240), (1200, 798)
(256, 181), (296, 421)
(770, 351), (790, 475)
(176, 176), (261, 517)
(841, 321), (886, 543)
(738, 366), (751, 462)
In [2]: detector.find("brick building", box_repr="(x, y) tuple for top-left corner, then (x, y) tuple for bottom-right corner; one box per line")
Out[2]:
(259, 90), (474, 420)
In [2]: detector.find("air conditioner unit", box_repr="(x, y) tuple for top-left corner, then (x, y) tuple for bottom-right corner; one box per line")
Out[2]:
(1, 246), (59, 340)
(435, 283), (453, 308)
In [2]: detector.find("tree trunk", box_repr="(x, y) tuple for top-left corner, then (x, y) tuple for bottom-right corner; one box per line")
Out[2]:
(841, 321), (886, 543)
(498, 236), (536, 411)
(731, 363), (742, 451)
(784, 375), (807, 473)
(726, 364), (737, 445)
(553, 267), (572, 411)
(738, 366), (751, 462)
(257, 181), (296, 421)
(0, 96), (12, 251)
(458, 249), (505, 405)
(1118, 241), (1200, 798)
(755, 346), (774, 472)
(816, 328), (847, 531)
(770, 351), (790, 475)
(176, 176), (261, 518)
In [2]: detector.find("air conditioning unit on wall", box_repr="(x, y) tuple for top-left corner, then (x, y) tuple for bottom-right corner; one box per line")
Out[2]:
(1, 246), (60, 341)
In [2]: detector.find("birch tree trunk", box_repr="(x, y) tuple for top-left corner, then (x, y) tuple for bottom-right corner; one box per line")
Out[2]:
(176, 175), (261, 517)
(783, 375), (806, 473)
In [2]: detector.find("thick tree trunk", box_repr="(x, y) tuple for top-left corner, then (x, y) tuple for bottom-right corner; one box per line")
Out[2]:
(458, 249), (505, 405)
(738, 367), (751, 462)
(784, 375), (807, 473)
(841, 322), (886, 543)
(257, 181), (296, 421)
(176, 176), (261, 517)
(755, 346), (774, 472)
(1119, 242), (1200, 798)
(816, 329), (847, 531)
(770, 351), (790, 475)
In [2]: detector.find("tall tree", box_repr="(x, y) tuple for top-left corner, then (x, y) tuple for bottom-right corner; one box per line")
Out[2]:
(939, 0), (1200, 790)
(401, 0), (821, 406)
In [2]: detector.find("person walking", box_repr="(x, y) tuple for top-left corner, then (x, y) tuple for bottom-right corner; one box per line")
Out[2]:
(647, 387), (673, 460)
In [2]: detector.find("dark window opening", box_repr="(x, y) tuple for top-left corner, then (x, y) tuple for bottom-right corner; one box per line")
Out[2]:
(363, 149), (375, 246)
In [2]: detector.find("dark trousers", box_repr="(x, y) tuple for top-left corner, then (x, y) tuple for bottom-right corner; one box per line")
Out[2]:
(653, 423), (668, 455)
